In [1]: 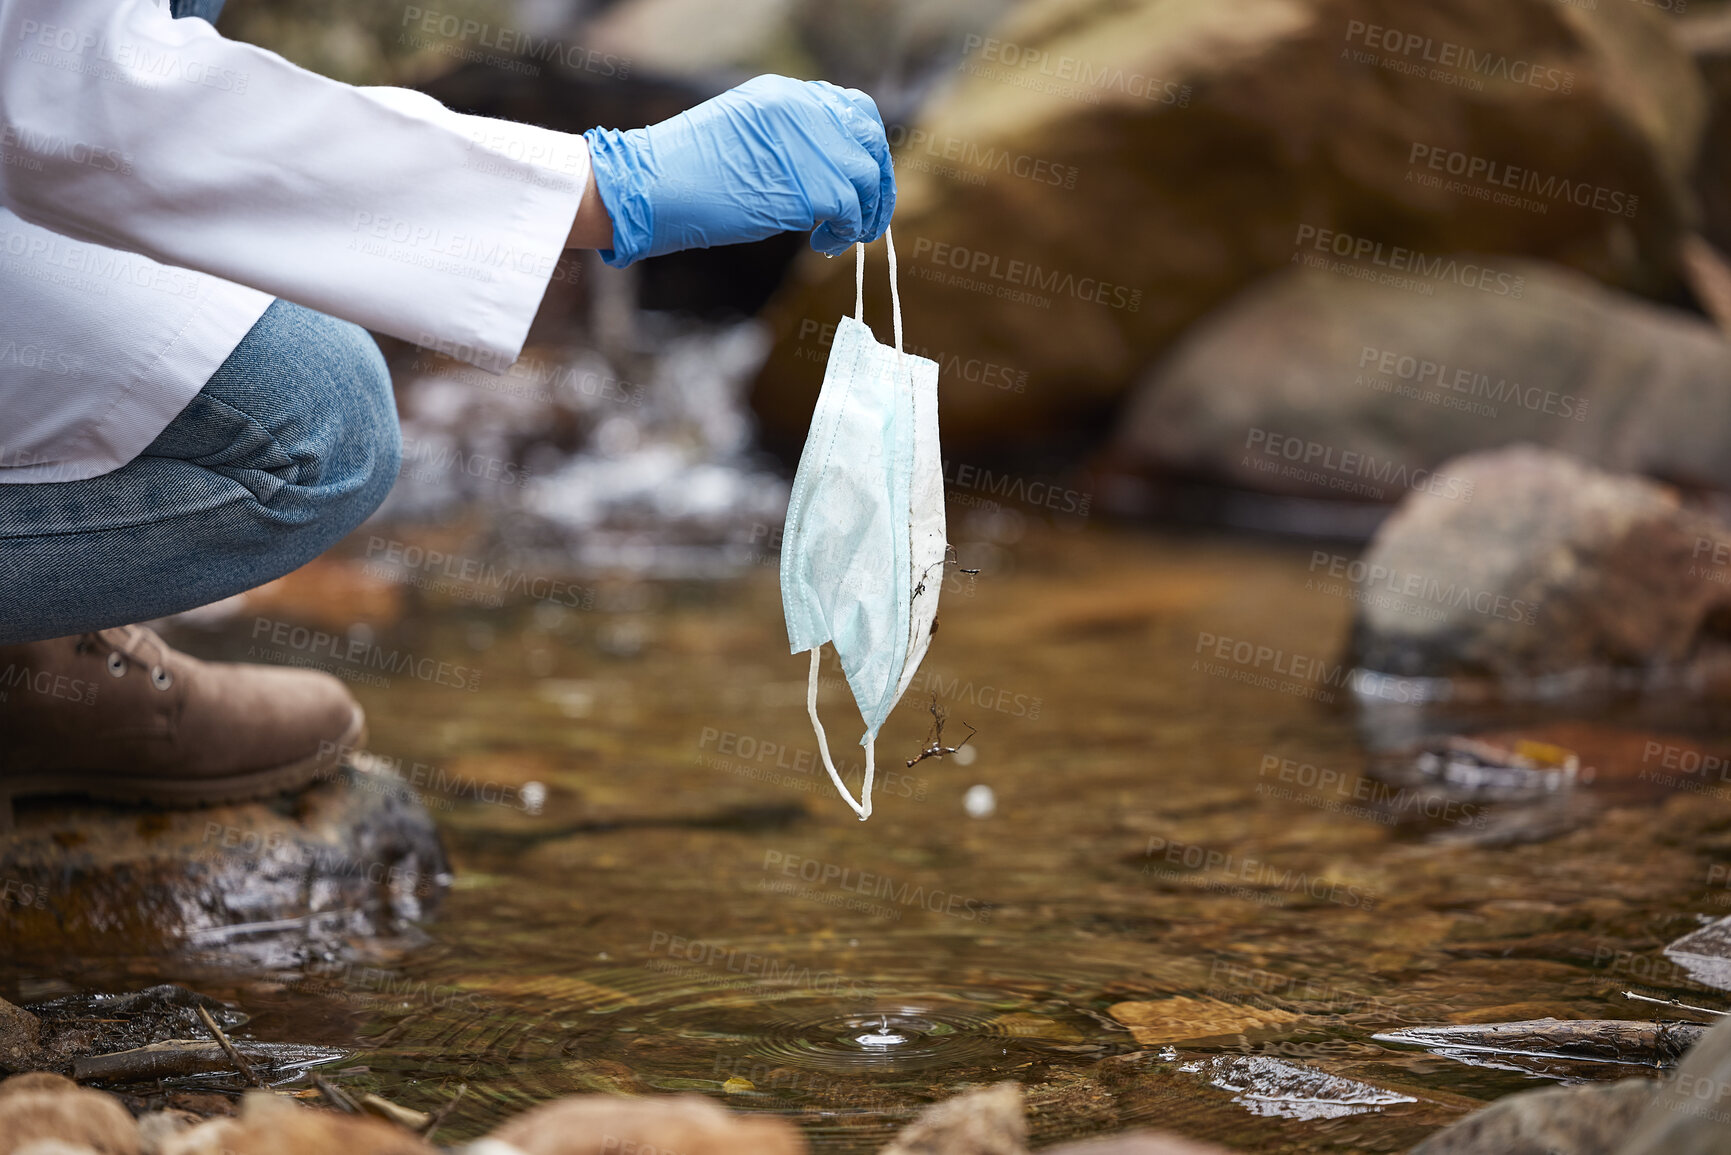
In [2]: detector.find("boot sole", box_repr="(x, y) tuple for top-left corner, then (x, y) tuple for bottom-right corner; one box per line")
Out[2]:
(0, 704), (366, 832)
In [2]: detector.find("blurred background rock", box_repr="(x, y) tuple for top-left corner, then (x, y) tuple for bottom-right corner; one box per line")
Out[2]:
(193, 0), (1731, 592)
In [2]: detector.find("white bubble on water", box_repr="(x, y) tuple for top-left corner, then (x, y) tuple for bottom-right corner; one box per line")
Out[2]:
(963, 784), (996, 819)
(521, 781), (548, 815)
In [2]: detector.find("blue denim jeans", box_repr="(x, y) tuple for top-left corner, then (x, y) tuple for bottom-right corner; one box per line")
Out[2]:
(171, 0), (227, 22)
(0, 300), (401, 643)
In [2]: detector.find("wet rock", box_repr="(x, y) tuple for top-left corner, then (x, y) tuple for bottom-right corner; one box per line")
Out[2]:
(0, 762), (449, 964)
(0, 998), (42, 1073)
(878, 1083), (1027, 1155)
(483, 1093), (807, 1155)
(158, 1091), (435, 1155)
(1035, 1134), (1234, 1155)
(1663, 915), (1731, 991)
(1344, 446), (1731, 684)
(24, 987), (245, 1074)
(0, 1072), (140, 1155)
(751, 0), (1704, 456)
(1110, 263), (1731, 504)
(1621, 1012), (1731, 1154)
(1406, 1078), (1657, 1154)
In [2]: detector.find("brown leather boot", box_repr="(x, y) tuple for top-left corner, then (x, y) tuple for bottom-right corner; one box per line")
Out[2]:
(0, 625), (364, 829)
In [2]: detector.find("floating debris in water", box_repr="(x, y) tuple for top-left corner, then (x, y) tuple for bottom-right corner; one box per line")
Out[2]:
(1664, 915), (1731, 992)
(1374, 1017), (1706, 1069)
(1187, 1055), (1416, 1120)
(1412, 735), (1582, 796)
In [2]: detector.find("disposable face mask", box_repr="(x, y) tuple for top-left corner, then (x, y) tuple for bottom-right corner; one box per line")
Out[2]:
(780, 229), (945, 820)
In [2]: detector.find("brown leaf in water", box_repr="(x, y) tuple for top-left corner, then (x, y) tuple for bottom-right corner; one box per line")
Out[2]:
(1107, 996), (1301, 1044)
(991, 1012), (1085, 1042)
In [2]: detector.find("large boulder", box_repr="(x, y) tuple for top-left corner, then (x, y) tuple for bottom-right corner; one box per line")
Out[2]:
(1622, 1010), (1731, 1154)
(0, 762), (448, 963)
(1406, 1079), (1657, 1154)
(582, 0), (1025, 113)
(1346, 445), (1731, 683)
(1110, 261), (1731, 502)
(1679, 11), (1731, 260)
(749, 0), (1706, 456)
(1406, 1013), (1731, 1154)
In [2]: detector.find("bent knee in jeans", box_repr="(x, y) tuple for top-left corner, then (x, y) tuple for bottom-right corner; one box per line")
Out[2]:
(143, 298), (403, 533)
(0, 299), (401, 642)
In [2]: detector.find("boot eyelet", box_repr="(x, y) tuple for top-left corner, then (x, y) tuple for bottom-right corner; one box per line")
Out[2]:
(150, 666), (173, 691)
(106, 652), (127, 677)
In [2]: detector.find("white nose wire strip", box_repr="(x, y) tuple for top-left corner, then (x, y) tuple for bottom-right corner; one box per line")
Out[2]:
(808, 647), (876, 820)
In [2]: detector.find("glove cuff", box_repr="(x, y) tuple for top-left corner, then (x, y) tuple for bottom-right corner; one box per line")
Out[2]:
(583, 126), (655, 269)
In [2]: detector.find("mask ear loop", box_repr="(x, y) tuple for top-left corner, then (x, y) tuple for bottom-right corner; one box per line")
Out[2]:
(807, 647), (874, 820)
(854, 228), (904, 354)
(886, 227), (903, 355)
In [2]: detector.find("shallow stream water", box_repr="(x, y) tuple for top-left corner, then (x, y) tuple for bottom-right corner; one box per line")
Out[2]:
(11, 525), (1731, 1152)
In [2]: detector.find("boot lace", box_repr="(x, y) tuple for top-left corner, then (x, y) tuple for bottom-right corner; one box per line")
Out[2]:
(76, 625), (176, 691)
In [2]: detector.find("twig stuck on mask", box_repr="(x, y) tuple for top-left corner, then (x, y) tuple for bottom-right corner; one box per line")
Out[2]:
(906, 694), (977, 768)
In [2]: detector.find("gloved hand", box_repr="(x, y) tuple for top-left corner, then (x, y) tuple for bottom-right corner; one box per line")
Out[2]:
(583, 74), (895, 267)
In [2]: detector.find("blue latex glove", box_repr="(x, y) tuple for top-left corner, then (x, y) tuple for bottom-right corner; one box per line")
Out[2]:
(583, 74), (895, 268)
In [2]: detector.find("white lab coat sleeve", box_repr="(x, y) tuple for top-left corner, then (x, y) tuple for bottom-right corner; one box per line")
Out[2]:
(0, 0), (590, 372)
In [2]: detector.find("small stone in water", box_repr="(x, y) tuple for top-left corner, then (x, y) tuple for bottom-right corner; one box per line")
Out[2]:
(964, 784), (996, 818)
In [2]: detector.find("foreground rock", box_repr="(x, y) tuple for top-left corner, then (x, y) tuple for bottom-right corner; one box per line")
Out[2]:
(879, 1083), (1026, 1155)
(1344, 446), (1731, 685)
(1111, 263), (1731, 503)
(160, 1092), (433, 1155)
(1622, 1007), (1731, 1153)
(751, 0), (1704, 454)
(0, 1073), (140, 1155)
(1036, 1135), (1234, 1155)
(0, 762), (448, 963)
(1408, 1079), (1657, 1154)
(1409, 1012), (1731, 1153)
(484, 1094), (807, 1155)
